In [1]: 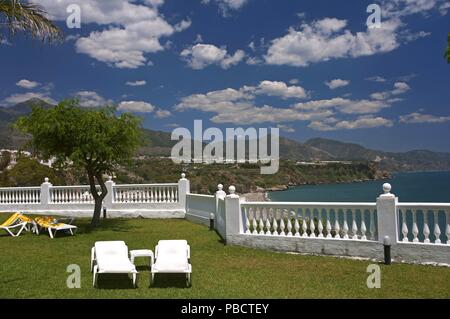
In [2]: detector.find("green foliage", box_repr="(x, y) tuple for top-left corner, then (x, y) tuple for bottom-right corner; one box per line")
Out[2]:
(15, 100), (142, 225)
(1, 157), (64, 187)
(0, 0), (62, 42)
(0, 151), (11, 171)
(16, 100), (141, 177)
(114, 158), (383, 195)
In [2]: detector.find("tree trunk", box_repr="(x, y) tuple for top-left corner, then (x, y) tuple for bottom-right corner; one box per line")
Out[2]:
(91, 197), (103, 227)
(87, 169), (108, 227)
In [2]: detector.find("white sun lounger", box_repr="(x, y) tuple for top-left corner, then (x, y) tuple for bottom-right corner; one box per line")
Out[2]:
(91, 241), (138, 288)
(150, 240), (192, 287)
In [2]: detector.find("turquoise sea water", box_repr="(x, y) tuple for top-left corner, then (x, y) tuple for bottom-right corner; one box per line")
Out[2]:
(268, 171), (450, 203)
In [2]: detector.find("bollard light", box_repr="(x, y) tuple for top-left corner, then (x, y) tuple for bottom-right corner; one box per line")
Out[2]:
(209, 213), (215, 231)
(383, 236), (391, 265)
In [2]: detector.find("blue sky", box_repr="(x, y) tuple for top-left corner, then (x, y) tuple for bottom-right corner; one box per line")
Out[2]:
(1, 0), (450, 152)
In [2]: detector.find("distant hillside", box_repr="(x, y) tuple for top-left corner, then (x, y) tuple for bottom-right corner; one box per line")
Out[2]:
(305, 138), (450, 172)
(1, 99), (450, 172)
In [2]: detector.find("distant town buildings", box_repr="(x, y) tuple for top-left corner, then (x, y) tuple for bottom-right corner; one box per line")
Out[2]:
(0, 149), (55, 169)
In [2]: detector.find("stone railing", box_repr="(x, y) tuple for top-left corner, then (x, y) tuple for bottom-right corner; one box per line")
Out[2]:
(397, 203), (450, 244)
(113, 184), (179, 204)
(0, 174), (190, 218)
(241, 202), (377, 240)
(195, 183), (450, 265)
(0, 186), (41, 204)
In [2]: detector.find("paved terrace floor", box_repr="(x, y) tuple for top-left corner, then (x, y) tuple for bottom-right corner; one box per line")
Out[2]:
(0, 216), (449, 298)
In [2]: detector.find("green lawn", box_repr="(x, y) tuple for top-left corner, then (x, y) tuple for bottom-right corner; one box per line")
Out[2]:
(0, 216), (449, 298)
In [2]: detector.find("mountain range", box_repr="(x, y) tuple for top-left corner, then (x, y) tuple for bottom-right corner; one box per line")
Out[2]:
(1, 98), (450, 172)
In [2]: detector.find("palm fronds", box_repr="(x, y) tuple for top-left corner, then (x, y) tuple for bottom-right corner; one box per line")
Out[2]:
(446, 32), (450, 63)
(0, 0), (62, 43)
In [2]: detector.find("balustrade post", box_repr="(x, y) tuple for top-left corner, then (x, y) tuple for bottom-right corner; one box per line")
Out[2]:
(40, 177), (52, 209)
(104, 176), (115, 210)
(178, 173), (190, 211)
(215, 184), (226, 216)
(376, 183), (399, 245)
(225, 186), (243, 243)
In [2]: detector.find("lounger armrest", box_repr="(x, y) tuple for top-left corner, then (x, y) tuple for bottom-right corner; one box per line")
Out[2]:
(55, 217), (75, 225)
(155, 245), (159, 260)
(90, 247), (96, 271)
(187, 245), (191, 260)
(150, 251), (154, 268)
(5, 221), (27, 229)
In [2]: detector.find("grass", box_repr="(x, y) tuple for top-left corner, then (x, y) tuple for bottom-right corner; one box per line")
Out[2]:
(0, 216), (449, 298)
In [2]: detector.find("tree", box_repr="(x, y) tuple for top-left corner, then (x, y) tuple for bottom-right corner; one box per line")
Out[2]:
(446, 32), (450, 63)
(6, 157), (64, 186)
(0, 0), (62, 42)
(16, 100), (142, 226)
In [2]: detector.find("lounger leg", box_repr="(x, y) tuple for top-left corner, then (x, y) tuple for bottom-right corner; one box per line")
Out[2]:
(6, 228), (16, 237)
(132, 273), (137, 288)
(69, 229), (74, 236)
(48, 228), (54, 239)
(93, 266), (98, 287)
(186, 273), (192, 288)
(16, 224), (26, 237)
(150, 273), (155, 287)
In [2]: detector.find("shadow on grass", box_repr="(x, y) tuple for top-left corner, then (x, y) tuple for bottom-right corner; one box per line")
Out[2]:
(95, 274), (137, 290)
(79, 218), (139, 235)
(150, 273), (190, 289)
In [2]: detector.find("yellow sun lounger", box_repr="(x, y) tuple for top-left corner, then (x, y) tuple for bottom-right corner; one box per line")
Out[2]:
(0, 213), (30, 237)
(35, 216), (77, 239)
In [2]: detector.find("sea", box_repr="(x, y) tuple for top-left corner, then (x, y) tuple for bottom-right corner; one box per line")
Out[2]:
(268, 171), (450, 203)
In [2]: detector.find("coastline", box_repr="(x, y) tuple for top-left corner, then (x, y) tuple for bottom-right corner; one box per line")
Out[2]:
(242, 176), (391, 202)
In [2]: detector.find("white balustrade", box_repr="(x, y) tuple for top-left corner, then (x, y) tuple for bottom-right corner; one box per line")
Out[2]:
(398, 204), (450, 245)
(241, 202), (377, 241)
(50, 185), (97, 204)
(113, 184), (179, 204)
(0, 187), (41, 204)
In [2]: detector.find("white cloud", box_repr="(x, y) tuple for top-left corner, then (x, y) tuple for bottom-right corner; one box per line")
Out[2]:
(381, 0), (446, 17)
(309, 116), (394, 131)
(126, 80), (147, 87)
(175, 80), (406, 128)
(194, 34), (204, 43)
(16, 79), (40, 89)
(34, 0), (190, 68)
(324, 79), (350, 90)
(289, 79), (299, 85)
(2, 92), (57, 106)
(277, 124), (296, 133)
(74, 91), (113, 108)
(246, 56), (263, 65)
(1, 39), (12, 46)
(155, 109), (172, 118)
(180, 44), (245, 69)
(370, 82), (410, 100)
(118, 101), (155, 113)
(439, 2), (450, 15)
(294, 97), (390, 115)
(366, 76), (387, 83)
(202, 0), (250, 16)
(255, 80), (308, 99)
(399, 112), (450, 123)
(265, 18), (402, 67)
(174, 19), (192, 32)
(221, 50), (246, 69)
